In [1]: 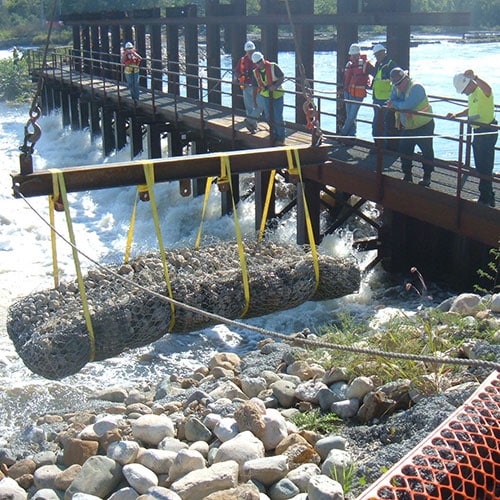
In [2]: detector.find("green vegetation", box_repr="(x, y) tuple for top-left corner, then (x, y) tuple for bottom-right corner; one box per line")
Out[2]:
(306, 308), (496, 395)
(0, 58), (32, 102)
(290, 408), (342, 434)
(475, 243), (500, 295)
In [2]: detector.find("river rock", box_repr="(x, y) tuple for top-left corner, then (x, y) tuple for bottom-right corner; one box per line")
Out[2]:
(0, 478), (28, 500)
(270, 380), (297, 408)
(330, 398), (360, 419)
(63, 438), (99, 466)
(131, 415), (175, 446)
(64, 456), (123, 500)
(167, 449), (206, 483)
(241, 455), (288, 486)
(170, 460), (239, 499)
(295, 380), (328, 403)
(213, 417), (239, 442)
(308, 474), (344, 500)
(136, 449), (177, 475)
(107, 440), (140, 465)
(137, 486), (182, 499)
(449, 293), (482, 314)
(54, 464), (82, 490)
(108, 487), (139, 500)
(345, 376), (376, 399)
(214, 431), (265, 467)
(7, 459), (36, 479)
(233, 401), (266, 437)
(314, 435), (348, 461)
(321, 449), (353, 480)
(260, 409), (288, 451)
(240, 376), (268, 398)
(184, 417), (212, 442)
(268, 477), (300, 499)
(122, 463), (158, 494)
(286, 463), (321, 492)
(31, 489), (61, 500)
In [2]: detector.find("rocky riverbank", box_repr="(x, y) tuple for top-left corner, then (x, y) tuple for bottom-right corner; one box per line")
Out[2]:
(1, 292), (499, 499)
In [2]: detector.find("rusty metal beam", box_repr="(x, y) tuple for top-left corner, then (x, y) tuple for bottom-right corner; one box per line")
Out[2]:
(304, 161), (500, 248)
(12, 146), (329, 199)
(60, 12), (470, 27)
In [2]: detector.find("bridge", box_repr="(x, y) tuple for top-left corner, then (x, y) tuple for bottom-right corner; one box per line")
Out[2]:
(12, 0), (500, 291)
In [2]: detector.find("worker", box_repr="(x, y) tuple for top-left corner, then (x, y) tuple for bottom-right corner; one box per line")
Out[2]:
(252, 51), (286, 146)
(387, 67), (435, 187)
(234, 41), (262, 134)
(121, 42), (142, 101)
(341, 43), (373, 137)
(370, 44), (398, 149)
(448, 71), (498, 207)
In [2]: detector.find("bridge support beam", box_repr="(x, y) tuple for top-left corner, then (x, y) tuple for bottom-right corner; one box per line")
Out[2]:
(130, 118), (143, 159)
(79, 97), (90, 130)
(70, 93), (80, 130)
(89, 102), (101, 141)
(379, 210), (495, 291)
(297, 180), (321, 245)
(115, 111), (127, 151)
(61, 88), (71, 128)
(147, 122), (164, 159)
(101, 106), (115, 156)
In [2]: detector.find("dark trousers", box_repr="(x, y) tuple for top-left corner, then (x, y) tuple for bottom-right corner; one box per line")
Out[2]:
(399, 119), (435, 176)
(473, 124), (498, 203)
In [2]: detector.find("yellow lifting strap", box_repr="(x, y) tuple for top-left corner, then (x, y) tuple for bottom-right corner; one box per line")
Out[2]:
(223, 156), (251, 317)
(124, 188), (140, 265)
(142, 162), (176, 331)
(124, 184), (149, 264)
(285, 149), (320, 291)
(258, 169), (276, 242)
(48, 185), (60, 289)
(49, 169), (96, 362)
(195, 176), (215, 250)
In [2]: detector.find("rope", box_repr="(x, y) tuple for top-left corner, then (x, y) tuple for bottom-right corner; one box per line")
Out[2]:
(11, 186), (500, 373)
(283, 0), (323, 146)
(49, 170), (96, 361)
(142, 162), (176, 331)
(48, 194), (60, 288)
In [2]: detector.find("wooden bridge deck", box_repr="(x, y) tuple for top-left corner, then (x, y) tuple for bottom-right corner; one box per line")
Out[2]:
(34, 67), (500, 248)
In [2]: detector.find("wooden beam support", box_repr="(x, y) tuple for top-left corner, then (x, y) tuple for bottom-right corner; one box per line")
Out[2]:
(12, 146), (329, 199)
(60, 12), (471, 28)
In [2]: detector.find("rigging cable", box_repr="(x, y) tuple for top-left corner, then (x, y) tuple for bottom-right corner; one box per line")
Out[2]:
(283, 0), (323, 147)
(19, 0), (60, 175)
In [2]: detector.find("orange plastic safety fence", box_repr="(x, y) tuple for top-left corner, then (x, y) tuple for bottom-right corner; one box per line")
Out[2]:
(357, 370), (500, 500)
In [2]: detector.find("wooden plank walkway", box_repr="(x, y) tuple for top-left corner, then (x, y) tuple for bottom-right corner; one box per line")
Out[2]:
(37, 67), (500, 248)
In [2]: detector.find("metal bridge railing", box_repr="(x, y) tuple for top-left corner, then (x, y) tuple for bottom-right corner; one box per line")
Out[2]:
(27, 47), (500, 207)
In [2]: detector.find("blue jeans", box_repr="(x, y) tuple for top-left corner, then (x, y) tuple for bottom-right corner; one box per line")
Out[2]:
(373, 100), (398, 150)
(473, 124), (498, 202)
(243, 85), (263, 128)
(125, 71), (140, 100)
(261, 94), (285, 143)
(399, 120), (435, 177)
(341, 91), (363, 136)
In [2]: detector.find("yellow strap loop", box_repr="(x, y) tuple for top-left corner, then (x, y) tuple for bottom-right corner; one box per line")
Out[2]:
(258, 169), (276, 243)
(222, 156), (251, 317)
(49, 169), (96, 362)
(285, 149), (320, 291)
(124, 188), (140, 264)
(142, 162), (176, 331)
(48, 193), (60, 288)
(195, 176), (215, 250)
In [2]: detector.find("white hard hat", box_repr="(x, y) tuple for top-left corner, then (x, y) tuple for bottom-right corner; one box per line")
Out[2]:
(252, 51), (264, 64)
(390, 67), (408, 86)
(125, 42), (134, 49)
(453, 72), (472, 93)
(244, 41), (255, 51)
(372, 43), (386, 54)
(348, 43), (361, 55)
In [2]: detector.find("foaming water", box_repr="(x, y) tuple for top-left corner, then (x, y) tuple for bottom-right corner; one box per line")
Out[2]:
(3, 39), (496, 442)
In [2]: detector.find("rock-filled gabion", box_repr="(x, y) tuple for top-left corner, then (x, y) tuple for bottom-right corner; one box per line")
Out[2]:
(7, 241), (360, 380)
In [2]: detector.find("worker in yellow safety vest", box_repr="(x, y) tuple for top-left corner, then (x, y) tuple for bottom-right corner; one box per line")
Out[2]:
(370, 44), (398, 149)
(447, 71), (498, 207)
(387, 67), (435, 187)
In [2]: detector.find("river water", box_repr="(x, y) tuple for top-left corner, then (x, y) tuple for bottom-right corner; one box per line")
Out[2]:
(0, 40), (499, 445)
